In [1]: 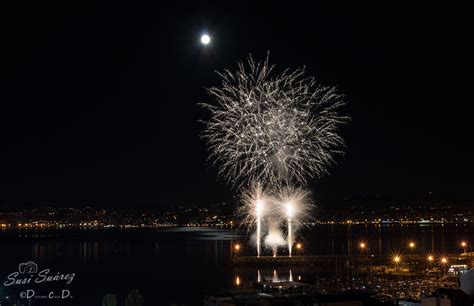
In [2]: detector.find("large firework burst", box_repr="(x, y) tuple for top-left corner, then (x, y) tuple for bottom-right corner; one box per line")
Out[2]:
(201, 54), (348, 188)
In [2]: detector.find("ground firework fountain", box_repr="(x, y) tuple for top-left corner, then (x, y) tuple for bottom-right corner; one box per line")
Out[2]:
(201, 54), (348, 258)
(264, 220), (286, 257)
(256, 199), (263, 257)
(278, 187), (312, 257)
(286, 202), (294, 257)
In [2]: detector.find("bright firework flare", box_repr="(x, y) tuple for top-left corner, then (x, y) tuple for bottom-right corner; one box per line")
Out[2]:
(201, 54), (348, 188)
(237, 183), (270, 257)
(277, 186), (313, 257)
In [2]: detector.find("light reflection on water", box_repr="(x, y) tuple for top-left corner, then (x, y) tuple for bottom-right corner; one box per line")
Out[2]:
(234, 268), (303, 286)
(232, 224), (473, 257)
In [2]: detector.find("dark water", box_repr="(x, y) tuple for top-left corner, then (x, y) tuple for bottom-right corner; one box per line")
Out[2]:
(0, 224), (472, 305)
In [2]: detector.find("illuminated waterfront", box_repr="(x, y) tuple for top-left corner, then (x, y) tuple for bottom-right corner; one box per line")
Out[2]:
(1, 224), (472, 305)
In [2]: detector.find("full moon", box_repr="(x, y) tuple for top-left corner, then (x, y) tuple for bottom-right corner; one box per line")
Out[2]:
(201, 34), (211, 45)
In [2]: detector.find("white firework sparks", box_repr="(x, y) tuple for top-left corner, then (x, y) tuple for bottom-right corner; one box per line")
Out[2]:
(237, 183), (314, 257)
(201, 54), (348, 188)
(276, 186), (314, 227)
(237, 182), (269, 229)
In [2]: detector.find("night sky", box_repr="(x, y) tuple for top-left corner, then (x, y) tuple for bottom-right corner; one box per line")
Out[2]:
(0, 2), (472, 208)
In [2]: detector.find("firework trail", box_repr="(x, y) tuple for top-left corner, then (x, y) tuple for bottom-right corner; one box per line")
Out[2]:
(201, 54), (348, 189)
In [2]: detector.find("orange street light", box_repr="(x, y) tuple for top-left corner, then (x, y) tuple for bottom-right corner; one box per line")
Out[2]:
(427, 255), (434, 262)
(234, 244), (241, 251)
(296, 243), (302, 250)
(392, 254), (402, 265)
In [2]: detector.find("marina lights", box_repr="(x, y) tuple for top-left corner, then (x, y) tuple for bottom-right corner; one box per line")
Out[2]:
(440, 257), (448, 265)
(391, 254), (403, 265)
(359, 241), (367, 251)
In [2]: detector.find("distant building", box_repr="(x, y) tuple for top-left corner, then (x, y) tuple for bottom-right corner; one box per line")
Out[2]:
(448, 264), (469, 276)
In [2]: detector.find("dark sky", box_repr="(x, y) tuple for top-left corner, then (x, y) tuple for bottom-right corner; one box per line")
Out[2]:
(0, 1), (472, 208)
